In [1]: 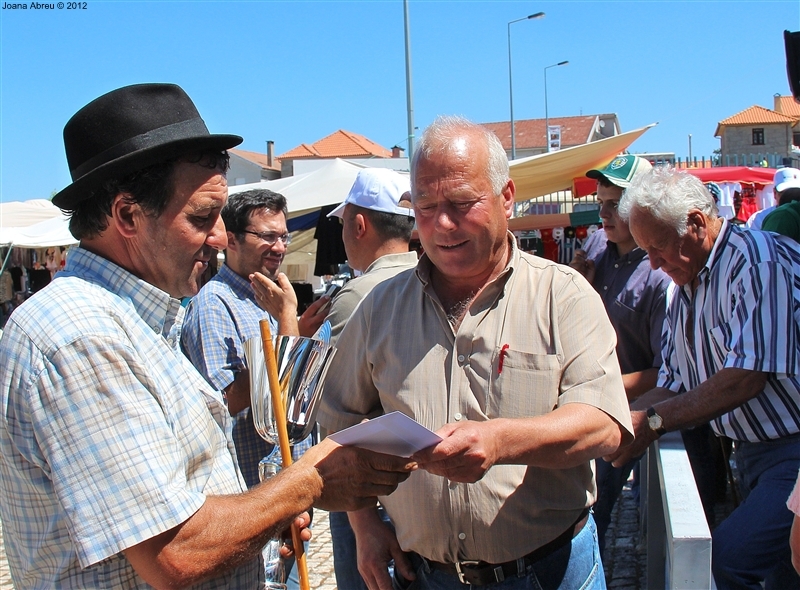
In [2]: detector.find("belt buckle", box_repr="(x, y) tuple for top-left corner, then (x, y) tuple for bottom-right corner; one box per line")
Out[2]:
(454, 561), (482, 585)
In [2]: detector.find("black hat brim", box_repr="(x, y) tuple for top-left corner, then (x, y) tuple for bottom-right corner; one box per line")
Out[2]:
(52, 133), (243, 210)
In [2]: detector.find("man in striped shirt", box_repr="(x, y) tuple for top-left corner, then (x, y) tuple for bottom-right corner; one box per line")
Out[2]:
(609, 165), (800, 590)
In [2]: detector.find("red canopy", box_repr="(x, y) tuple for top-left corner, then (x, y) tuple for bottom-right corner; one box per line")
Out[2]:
(682, 166), (776, 187)
(573, 166), (777, 198)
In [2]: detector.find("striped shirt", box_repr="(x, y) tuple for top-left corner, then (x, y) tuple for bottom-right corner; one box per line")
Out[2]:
(181, 263), (309, 488)
(658, 220), (800, 442)
(0, 247), (259, 589)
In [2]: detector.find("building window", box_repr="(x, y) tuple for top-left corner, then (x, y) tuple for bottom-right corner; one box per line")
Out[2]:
(752, 128), (765, 145)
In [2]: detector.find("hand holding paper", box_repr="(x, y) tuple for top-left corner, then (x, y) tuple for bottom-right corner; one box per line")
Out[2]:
(411, 420), (500, 484)
(328, 411), (442, 458)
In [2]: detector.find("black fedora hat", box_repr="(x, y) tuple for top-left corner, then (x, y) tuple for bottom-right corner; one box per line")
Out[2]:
(52, 83), (243, 209)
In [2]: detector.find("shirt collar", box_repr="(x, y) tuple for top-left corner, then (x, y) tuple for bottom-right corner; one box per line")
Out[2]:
(215, 263), (256, 300)
(363, 251), (419, 275)
(696, 217), (730, 286)
(64, 247), (183, 338)
(415, 232), (517, 295)
(606, 240), (648, 265)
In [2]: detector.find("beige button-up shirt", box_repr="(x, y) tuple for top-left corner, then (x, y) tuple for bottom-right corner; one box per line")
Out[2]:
(319, 236), (633, 564)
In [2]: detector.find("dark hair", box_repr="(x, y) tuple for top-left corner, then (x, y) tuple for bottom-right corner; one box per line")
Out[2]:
(778, 187), (800, 205)
(597, 177), (620, 189)
(350, 205), (415, 243)
(222, 189), (288, 238)
(68, 150), (230, 240)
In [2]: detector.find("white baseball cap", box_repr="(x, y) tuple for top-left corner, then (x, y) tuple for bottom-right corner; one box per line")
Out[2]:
(327, 168), (414, 219)
(774, 167), (800, 192)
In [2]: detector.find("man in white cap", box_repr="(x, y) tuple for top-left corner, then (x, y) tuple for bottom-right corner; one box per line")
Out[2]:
(324, 167), (418, 341)
(746, 167), (800, 229)
(326, 167), (418, 590)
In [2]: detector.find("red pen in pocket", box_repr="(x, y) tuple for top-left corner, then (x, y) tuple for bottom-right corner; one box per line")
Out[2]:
(498, 344), (510, 374)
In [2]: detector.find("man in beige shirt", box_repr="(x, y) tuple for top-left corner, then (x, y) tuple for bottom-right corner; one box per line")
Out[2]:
(319, 116), (633, 590)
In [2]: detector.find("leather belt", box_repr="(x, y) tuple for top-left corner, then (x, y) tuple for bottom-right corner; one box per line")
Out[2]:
(427, 509), (590, 586)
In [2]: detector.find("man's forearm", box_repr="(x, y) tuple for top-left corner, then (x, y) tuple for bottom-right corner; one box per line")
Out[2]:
(622, 368), (660, 402)
(633, 368), (768, 433)
(124, 459), (322, 589)
(492, 403), (627, 469)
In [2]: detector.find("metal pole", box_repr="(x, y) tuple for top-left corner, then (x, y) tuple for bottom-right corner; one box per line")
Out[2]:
(688, 134), (693, 162)
(544, 67), (549, 154)
(508, 12), (544, 160)
(544, 61), (568, 153)
(508, 20), (516, 160)
(403, 0), (415, 160)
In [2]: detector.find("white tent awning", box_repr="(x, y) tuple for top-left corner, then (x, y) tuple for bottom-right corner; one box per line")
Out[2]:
(4, 215), (78, 249)
(228, 159), (405, 219)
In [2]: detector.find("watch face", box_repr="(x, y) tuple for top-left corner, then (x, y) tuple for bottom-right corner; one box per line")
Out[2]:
(648, 414), (663, 430)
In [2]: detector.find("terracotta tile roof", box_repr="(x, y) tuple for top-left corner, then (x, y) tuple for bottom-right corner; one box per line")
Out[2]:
(276, 143), (320, 159)
(229, 148), (280, 171)
(278, 130), (392, 160)
(774, 95), (800, 119)
(481, 115), (600, 150)
(716, 104), (796, 132)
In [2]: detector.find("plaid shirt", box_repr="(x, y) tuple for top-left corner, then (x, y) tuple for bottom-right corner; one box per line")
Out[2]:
(0, 248), (260, 588)
(182, 264), (310, 488)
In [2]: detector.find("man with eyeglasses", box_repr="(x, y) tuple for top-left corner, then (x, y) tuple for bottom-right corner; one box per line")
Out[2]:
(181, 188), (330, 488)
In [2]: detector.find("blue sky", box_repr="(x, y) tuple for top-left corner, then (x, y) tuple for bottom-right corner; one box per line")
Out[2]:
(1, 0), (799, 203)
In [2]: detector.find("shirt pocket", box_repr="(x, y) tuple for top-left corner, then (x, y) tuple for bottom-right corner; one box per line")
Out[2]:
(489, 349), (560, 419)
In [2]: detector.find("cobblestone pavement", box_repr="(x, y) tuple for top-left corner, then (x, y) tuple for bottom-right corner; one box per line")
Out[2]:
(601, 482), (647, 590)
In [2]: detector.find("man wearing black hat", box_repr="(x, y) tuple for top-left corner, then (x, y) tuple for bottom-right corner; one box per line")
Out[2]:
(0, 83), (414, 589)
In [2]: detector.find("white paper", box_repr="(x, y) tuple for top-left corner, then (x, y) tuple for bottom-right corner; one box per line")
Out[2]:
(328, 411), (442, 457)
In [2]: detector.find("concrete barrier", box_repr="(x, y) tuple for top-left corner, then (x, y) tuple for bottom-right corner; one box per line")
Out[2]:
(643, 431), (714, 589)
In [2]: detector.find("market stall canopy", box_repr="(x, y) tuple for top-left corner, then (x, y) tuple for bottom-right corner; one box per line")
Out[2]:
(0, 199), (64, 228)
(682, 166), (776, 186)
(228, 159), (401, 221)
(509, 124), (655, 202)
(4, 215), (77, 249)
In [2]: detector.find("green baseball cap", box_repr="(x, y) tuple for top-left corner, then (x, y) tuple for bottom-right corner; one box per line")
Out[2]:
(586, 155), (652, 189)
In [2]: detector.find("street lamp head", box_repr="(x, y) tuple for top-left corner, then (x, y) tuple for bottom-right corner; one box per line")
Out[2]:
(557, 60), (569, 66)
(528, 12), (545, 19)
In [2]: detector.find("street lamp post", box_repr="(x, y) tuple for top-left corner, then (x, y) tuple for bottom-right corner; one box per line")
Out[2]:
(508, 11), (545, 160)
(403, 0), (415, 160)
(544, 60), (569, 153)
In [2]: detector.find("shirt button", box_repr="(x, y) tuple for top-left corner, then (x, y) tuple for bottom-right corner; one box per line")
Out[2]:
(614, 263), (619, 268)
(457, 354), (465, 363)
(458, 533), (466, 540)
(603, 285), (608, 291)
(454, 412), (463, 421)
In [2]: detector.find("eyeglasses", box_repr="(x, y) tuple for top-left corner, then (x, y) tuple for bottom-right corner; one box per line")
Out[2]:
(242, 230), (292, 246)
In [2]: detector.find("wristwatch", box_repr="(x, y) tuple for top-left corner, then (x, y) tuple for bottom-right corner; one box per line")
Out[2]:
(646, 407), (667, 437)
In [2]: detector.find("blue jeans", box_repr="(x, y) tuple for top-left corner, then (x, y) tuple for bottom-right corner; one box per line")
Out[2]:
(397, 514), (606, 590)
(712, 436), (800, 590)
(330, 506), (393, 590)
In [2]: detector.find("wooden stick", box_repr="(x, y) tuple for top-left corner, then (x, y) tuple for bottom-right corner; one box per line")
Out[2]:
(259, 319), (310, 590)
